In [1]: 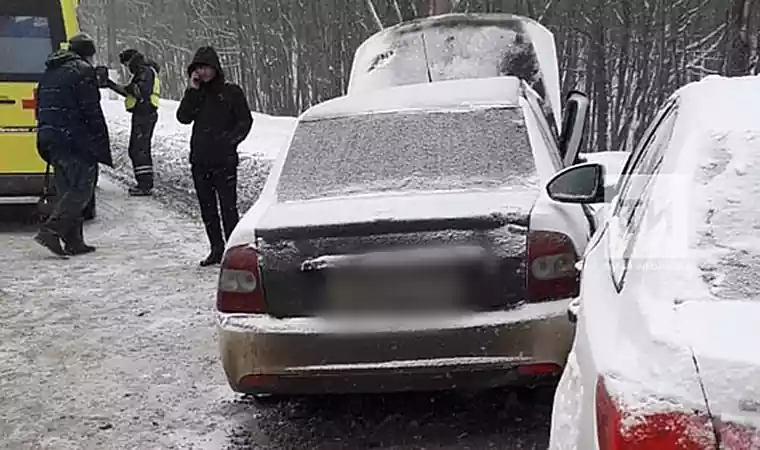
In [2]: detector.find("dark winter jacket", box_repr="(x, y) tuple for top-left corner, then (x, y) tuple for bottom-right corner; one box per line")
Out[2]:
(176, 46), (253, 168)
(107, 51), (159, 115)
(36, 50), (112, 167)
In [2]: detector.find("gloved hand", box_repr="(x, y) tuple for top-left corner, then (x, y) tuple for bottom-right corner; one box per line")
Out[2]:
(94, 65), (110, 88)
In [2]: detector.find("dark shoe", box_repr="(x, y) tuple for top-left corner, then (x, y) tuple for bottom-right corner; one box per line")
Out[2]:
(61, 219), (95, 255)
(200, 249), (224, 267)
(129, 187), (152, 197)
(34, 230), (69, 258)
(66, 244), (96, 255)
(62, 219), (96, 255)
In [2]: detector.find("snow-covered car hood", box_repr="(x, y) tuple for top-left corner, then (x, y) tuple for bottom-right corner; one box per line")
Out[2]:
(254, 188), (537, 232)
(675, 300), (760, 430)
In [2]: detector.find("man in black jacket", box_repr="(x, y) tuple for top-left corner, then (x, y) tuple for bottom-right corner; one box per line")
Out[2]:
(106, 48), (160, 196)
(177, 46), (253, 266)
(35, 33), (111, 257)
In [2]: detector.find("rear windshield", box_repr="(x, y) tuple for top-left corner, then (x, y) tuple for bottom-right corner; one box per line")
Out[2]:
(276, 107), (538, 202)
(0, 16), (53, 75)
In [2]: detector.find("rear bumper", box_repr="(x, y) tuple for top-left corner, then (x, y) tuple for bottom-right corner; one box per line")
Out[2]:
(217, 299), (575, 395)
(0, 173), (46, 200)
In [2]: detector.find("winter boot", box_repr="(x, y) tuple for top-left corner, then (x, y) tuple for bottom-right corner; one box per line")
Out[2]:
(200, 248), (224, 267)
(33, 228), (68, 258)
(128, 186), (152, 197)
(62, 220), (96, 255)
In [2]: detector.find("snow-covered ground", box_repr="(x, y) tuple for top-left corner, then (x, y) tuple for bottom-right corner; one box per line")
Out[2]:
(100, 92), (297, 214)
(0, 183), (552, 449)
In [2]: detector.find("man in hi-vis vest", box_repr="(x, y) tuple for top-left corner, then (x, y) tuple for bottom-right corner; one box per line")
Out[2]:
(105, 49), (160, 196)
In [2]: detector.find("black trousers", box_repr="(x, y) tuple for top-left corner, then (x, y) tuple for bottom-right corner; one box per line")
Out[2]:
(128, 111), (158, 190)
(192, 164), (239, 250)
(42, 148), (98, 237)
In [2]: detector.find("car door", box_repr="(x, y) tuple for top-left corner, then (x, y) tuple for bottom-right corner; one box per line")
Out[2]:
(557, 99), (679, 450)
(524, 89), (593, 258)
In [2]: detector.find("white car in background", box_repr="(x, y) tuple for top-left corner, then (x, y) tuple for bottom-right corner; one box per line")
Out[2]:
(545, 75), (760, 449)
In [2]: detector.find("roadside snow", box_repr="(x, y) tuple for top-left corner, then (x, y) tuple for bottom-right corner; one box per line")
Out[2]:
(0, 178), (240, 449)
(101, 93), (296, 213)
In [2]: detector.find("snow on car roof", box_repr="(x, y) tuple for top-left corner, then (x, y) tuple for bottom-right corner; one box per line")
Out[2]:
(301, 76), (523, 121)
(670, 75), (760, 302)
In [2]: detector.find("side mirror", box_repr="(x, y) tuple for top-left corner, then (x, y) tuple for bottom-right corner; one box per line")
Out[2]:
(546, 162), (606, 204)
(559, 91), (590, 167)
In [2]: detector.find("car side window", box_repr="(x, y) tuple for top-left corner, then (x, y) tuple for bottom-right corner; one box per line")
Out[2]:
(608, 102), (678, 289)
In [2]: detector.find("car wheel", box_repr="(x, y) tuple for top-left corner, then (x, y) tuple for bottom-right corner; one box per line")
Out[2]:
(83, 194), (96, 221)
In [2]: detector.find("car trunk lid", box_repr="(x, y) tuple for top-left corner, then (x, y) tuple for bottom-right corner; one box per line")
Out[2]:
(254, 189), (536, 318)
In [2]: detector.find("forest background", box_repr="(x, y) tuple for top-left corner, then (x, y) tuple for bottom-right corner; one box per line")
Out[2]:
(79, 0), (758, 152)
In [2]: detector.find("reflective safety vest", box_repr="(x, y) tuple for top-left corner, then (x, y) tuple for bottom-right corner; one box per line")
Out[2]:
(125, 66), (160, 112)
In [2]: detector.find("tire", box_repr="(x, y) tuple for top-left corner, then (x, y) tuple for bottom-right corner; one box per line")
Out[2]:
(83, 193), (96, 221)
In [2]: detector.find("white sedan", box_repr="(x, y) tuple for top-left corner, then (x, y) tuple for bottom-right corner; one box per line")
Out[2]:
(545, 75), (760, 448)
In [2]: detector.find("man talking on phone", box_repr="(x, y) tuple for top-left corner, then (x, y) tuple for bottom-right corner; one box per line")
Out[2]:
(176, 46), (253, 266)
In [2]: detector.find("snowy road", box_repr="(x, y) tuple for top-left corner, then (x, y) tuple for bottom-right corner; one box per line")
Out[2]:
(0, 176), (552, 450)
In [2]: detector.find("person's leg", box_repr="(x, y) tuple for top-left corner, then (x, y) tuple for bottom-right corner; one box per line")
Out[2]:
(128, 112), (155, 194)
(192, 164), (224, 266)
(36, 156), (95, 256)
(213, 164), (239, 241)
(61, 164), (98, 255)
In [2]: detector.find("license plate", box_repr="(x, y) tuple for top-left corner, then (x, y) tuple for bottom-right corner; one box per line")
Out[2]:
(326, 268), (463, 313)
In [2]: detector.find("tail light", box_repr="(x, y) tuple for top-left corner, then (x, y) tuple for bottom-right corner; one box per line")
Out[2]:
(526, 230), (579, 302)
(596, 376), (715, 449)
(217, 244), (266, 313)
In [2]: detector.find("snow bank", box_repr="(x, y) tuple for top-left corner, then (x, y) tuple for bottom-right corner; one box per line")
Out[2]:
(100, 92), (296, 214)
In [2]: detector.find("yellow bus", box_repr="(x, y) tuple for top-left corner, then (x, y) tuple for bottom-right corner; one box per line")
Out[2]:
(0, 0), (95, 219)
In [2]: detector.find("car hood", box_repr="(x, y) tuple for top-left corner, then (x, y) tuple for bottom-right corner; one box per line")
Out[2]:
(676, 300), (760, 430)
(254, 188), (538, 232)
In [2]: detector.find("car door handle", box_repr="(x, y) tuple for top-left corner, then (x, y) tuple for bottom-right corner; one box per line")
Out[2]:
(0, 99), (16, 105)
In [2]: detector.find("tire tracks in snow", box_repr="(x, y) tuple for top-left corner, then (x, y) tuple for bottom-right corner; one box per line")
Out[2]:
(0, 177), (263, 450)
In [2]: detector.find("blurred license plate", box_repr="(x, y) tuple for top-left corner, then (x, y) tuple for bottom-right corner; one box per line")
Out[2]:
(326, 269), (463, 312)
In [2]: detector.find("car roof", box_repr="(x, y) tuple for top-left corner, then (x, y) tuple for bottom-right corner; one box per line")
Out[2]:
(653, 75), (760, 301)
(300, 76), (524, 122)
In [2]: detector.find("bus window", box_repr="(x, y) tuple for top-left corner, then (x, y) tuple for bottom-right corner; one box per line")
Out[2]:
(0, 1), (66, 82)
(0, 16), (53, 76)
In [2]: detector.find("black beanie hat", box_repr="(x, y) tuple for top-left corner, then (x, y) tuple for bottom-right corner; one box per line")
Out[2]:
(69, 33), (96, 58)
(119, 48), (138, 65)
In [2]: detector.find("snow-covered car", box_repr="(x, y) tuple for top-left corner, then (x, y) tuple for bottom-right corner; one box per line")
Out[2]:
(545, 75), (760, 449)
(215, 75), (603, 398)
